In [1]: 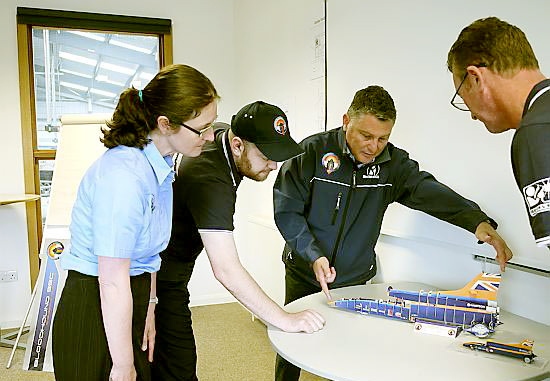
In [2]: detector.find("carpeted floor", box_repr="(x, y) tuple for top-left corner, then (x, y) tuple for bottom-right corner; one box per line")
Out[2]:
(0, 302), (326, 380)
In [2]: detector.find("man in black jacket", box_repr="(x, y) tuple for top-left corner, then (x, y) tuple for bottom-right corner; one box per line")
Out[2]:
(272, 86), (513, 381)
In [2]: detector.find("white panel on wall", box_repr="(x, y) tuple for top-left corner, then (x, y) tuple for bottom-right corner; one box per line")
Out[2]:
(326, 0), (550, 272)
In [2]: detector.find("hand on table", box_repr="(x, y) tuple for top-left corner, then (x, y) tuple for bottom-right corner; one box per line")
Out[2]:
(282, 309), (326, 333)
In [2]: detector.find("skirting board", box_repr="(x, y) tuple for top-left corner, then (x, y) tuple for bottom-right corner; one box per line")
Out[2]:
(189, 294), (236, 307)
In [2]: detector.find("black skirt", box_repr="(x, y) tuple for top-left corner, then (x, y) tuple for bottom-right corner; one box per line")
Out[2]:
(52, 270), (151, 381)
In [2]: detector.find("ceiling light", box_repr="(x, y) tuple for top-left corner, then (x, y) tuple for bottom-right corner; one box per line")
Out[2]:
(100, 62), (136, 76)
(139, 72), (155, 81)
(67, 31), (106, 42)
(109, 39), (152, 54)
(59, 51), (97, 66)
(95, 75), (126, 87)
(60, 69), (93, 79)
(60, 81), (88, 91)
(90, 88), (117, 97)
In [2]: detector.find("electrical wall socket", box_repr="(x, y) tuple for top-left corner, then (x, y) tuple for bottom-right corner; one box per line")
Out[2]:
(0, 270), (18, 282)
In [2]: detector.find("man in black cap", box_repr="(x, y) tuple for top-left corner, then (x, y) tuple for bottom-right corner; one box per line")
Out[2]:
(152, 101), (326, 381)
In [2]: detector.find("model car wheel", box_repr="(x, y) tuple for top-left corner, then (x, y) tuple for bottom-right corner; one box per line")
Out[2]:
(524, 357), (532, 364)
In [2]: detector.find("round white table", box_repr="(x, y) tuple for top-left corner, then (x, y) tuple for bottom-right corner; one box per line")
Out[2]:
(268, 282), (550, 381)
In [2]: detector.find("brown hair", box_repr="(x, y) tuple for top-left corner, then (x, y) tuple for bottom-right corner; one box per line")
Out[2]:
(447, 17), (539, 77)
(102, 64), (219, 149)
(347, 86), (396, 122)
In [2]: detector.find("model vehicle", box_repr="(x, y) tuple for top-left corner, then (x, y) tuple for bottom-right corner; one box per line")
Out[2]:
(463, 339), (536, 363)
(329, 273), (501, 337)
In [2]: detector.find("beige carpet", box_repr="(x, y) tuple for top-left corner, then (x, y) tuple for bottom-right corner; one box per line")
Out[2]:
(0, 302), (326, 380)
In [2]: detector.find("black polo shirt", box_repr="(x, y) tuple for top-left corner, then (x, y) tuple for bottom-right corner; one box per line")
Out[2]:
(512, 79), (550, 247)
(159, 123), (243, 280)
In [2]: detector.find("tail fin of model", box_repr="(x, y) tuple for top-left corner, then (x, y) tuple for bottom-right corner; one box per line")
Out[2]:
(440, 272), (501, 301)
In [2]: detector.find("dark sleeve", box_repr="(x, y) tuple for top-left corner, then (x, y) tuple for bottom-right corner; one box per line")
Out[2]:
(273, 140), (326, 264)
(512, 123), (550, 245)
(393, 149), (492, 234)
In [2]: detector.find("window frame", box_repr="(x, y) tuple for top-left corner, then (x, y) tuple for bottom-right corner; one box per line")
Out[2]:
(16, 7), (173, 288)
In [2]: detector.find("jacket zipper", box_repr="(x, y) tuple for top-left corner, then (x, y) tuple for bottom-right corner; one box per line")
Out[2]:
(329, 171), (356, 267)
(331, 192), (343, 225)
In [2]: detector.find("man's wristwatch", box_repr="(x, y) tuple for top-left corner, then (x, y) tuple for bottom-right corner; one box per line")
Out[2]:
(149, 296), (159, 304)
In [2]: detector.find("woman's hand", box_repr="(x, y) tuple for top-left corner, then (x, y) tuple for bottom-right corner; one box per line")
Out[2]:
(141, 302), (156, 362)
(109, 363), (136, 381)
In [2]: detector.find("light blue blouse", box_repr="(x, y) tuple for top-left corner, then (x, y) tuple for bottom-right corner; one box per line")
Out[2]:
(60, 142), (175, 276)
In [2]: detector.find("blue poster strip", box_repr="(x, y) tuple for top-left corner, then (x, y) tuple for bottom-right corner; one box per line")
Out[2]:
(28, 255), (59, 371)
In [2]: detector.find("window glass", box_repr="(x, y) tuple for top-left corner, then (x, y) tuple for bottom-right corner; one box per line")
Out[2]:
(33, 28), (159, 149)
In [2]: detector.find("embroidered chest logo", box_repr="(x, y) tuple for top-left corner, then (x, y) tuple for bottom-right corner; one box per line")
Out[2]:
(363, 165), (380, 179)
(523, 177), (550, 217)
(321, 152), (340, 174)
(274, 116), (287, 135)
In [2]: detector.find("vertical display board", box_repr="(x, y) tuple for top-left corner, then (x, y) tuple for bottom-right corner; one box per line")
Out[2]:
(23, 114), (109, 371)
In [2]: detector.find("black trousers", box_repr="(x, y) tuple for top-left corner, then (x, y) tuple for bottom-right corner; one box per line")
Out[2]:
(52, 270), (151, 381)
(152, 260), (197, 381)
(274, 266), (322, 381)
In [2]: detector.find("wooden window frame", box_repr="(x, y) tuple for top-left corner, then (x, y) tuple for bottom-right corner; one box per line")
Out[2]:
(16, 7), (173, 288)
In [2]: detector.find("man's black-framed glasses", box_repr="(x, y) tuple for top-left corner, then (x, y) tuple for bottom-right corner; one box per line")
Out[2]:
(450, 64), (487, 112)
(180, 122), (213, 138)
(450, 72), (470, 111)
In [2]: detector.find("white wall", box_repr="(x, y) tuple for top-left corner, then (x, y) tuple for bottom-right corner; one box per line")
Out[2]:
(326, 0), (550, 273)
(231, 0), (325, 224)
(189, 0), (325, 306)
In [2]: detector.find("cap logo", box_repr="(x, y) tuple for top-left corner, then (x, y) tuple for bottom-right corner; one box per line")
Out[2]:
(274, 116), (287, 135)
(322, 152), (340, 174)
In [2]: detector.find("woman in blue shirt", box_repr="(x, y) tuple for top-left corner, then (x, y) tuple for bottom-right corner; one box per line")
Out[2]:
(52, 64), (219, 381)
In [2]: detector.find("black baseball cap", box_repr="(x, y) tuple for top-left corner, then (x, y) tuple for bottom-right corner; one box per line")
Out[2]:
(231, 101), (304, 162)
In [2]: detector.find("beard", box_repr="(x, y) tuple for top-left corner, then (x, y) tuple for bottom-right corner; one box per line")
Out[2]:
(235, 147), (271, 182)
